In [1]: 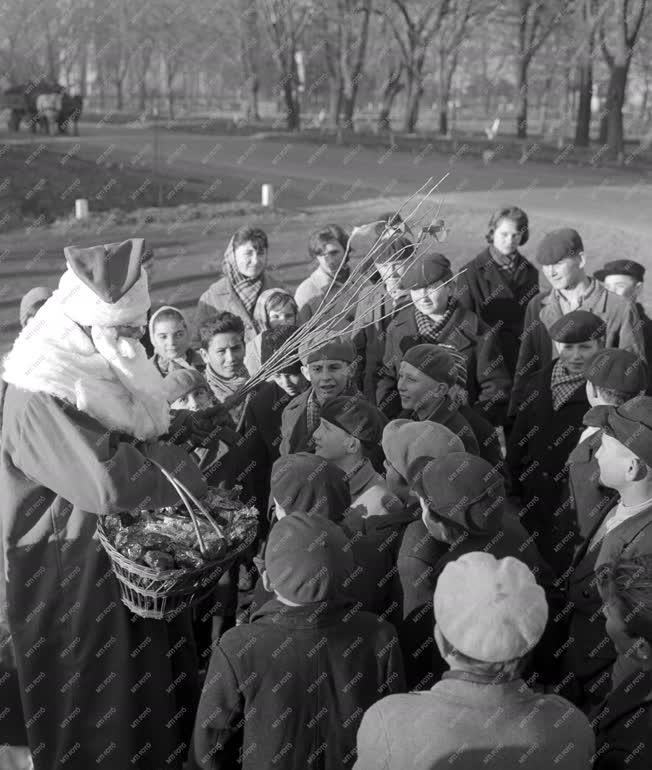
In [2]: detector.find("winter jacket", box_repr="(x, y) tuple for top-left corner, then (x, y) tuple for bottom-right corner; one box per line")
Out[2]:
(0, 386), (206, 770)
(354, 670), (594, 770)
(194, 273), (285, 345)
(568, 429), (618, 539)
(635, 302), (652, 396)
(400, 396), (480, 456)
(352, 283), (410, 404)
(193, 598), (405, 770)
(456, 247), (539, 378)
(295, 266), (356, 329)
(506, 362), (589, 572)
(510, 280), (645, 415)
(593, 669), (652, 770)
(377, 303), (511, 425)
(396, 512), (553, 690)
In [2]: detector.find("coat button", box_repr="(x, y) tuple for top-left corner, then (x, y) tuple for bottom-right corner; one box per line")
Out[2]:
(582, 589), (590, 598)
(542, 472), (550, 479)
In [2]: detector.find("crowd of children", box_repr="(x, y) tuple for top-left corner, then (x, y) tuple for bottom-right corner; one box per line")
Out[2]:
(3, 210), (652, 770)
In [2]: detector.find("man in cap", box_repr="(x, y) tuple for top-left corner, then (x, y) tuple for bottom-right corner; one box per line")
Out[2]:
(389, 342), (480, 455)
(511, 228), (644, 415)
(352, 234), (414, 403)
(279, 336), (359, 455)
(0, 239), (226, 770)
(562, 395), (652, 711)
(377, 250), (511, 426)
(568, 348), (648, 539)
(397, 452), (553, 690)
(314, 395), (396, 524)
(596, 258), (652, 391)
(507, 309), (606, 573)
(354, 551), (594, 770)
(193, 512), (405, 770)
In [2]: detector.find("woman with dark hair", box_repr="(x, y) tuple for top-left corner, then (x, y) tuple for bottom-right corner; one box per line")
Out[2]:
(593, 553), (652, 769)
(457, 205), (538, 379)
(194, 225), (285, 344)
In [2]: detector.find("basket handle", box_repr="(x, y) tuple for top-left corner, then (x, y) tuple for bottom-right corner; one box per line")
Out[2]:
(150, 460), (222, 556)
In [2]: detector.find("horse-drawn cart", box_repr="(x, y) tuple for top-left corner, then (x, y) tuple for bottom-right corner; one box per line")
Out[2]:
(1, 81), (82, 135)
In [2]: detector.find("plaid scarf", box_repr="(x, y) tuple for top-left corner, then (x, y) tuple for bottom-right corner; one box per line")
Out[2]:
(489, 245), (519, 274)
(205, 363), (249, 425)
(223, 237), (264, 317)
(551, 358), (585, 411)
(306, 388), (322, 435)
(414, 301), (456, 342)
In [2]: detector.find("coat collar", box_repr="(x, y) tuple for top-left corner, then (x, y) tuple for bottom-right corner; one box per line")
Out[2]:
(592, 669), (652, 731)
(392, 304), (473, 349)
(345, 457), (379, 498)
(250, 596), (357, 627)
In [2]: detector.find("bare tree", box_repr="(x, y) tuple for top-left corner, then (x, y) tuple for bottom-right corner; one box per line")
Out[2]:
(240, 0), (262, 121)
(260, 0), (313, 130)
(434, 0), (477, 135)
(599, 0), (647, 158)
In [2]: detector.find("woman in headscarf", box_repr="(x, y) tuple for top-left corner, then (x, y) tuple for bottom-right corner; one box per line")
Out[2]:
(0, 238), (228, 770)
(194, 226), (285, 345)
(245, 288), (298, 374)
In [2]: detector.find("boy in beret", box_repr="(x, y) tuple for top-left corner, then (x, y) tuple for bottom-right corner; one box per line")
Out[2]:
(279, 337), (359, 455)
(568, 348), (648, 539)
(397, 452), (553, 690)
(193, 512), (405, 770)
(354, 552), (594, 770)
(314, 396), (396, 525)
(457, 206), (539, 379)
(389, 342), (480, 455)
(596, 259), (652, 391)
(562, 396), (652, 711)
(352, 234), (414, 403)
(507, 309), (606, 573)
(511, 228), (644, 415)
(377, 250), (512, 426)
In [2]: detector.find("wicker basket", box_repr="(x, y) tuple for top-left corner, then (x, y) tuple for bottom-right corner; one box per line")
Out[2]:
(97, 463), (256, 620)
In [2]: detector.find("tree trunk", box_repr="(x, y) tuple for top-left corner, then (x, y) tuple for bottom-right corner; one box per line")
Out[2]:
(377, 67), (403, 132)
(599, 74), (613, 144)
(575, 53), (593, 146)
(283, 79), (300, 130)
(516, 55), (529, 139)
(607, 64), (628, 158)
(139, 77), (147, 111)
(439, 109), (448, 135)
(404, 82), (423, 133)
(115, 79), (124, 110)
(341, 93), (355, 131)
(328, 78), (342, 127)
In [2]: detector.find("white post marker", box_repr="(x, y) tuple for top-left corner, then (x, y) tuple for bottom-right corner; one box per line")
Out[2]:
(74, 199), (89, 220)
(261, 183), (274, 208)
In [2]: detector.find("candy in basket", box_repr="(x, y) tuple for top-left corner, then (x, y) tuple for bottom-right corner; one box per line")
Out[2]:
(97, 465), (258, 620)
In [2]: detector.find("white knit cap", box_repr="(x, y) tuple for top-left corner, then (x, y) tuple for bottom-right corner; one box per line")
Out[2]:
(434, 552), (548, 663)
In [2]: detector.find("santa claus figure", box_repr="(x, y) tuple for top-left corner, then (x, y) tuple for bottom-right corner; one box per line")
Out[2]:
(0, 239), (223, 770)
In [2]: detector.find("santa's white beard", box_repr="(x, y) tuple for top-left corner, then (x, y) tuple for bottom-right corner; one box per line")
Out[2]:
(91, 327), (171, 436)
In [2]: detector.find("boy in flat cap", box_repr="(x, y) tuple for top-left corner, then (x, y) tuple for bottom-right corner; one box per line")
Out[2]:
(377, 250), (512, 426)
(511, 228), (644, 415)
(457, 205), (539, 379)
(390, 342), (480, 455)
(397, 452), (553, 690)
(193, 512), (405, 770)
(562, 395), (652, 711)
(596, 259), (652, 391)
(354, 552), (594, 770)
(279, 337), (359, 455)
(568, 348), (648, 539)
(507, 309), (606, 573)
(314, 396), (397, 524)
(352, 234), (414, 403)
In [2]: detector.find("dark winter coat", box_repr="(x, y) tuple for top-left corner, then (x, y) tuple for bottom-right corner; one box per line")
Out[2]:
(0, 386), (207, 770)
(192, 598), (405, 770)
(635, 302), (652, 396)
(568, 429), (618, 539)
(376, 303), (511, 425)
(506, 362), (589, 572)
(279, 388), (316, 456)
(593, 669), (652, 770)
(396, 512), (553, 691)
(352, 283), (410, 404)
(456, 247), (539, 377)
(510, 281), (645, 415)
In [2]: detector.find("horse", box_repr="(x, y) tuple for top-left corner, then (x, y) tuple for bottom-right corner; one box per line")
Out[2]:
(35, 92), (63, 135)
